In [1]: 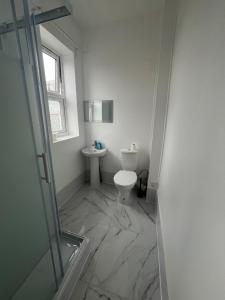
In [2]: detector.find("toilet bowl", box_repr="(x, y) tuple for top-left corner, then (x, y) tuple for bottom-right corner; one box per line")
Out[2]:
(113, 148), (138, 203)
(114, 170), (137, 203)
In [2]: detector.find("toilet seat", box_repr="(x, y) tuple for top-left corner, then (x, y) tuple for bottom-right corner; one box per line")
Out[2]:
(114, 170), (137, 188)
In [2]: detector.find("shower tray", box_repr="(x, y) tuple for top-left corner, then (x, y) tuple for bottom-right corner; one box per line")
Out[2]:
(11, 231), (90, 300)
(61, 231), (83, 272)
(54, 231), (91, 300)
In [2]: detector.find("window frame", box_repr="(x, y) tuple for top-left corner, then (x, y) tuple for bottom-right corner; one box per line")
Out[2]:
(42, 45), (68, 137)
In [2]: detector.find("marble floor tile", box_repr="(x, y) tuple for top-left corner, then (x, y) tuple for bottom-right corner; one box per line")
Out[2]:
(61, 195), (111, 235)
(60, 184), (160, 300)
(71, 280), (128, 300)
(80, 224), (159, 299)
(111, 199), (157, 236)
(97, 183), (118, 202)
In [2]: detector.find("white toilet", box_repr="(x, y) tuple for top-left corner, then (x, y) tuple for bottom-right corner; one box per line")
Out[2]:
(114, 148), (138, 203)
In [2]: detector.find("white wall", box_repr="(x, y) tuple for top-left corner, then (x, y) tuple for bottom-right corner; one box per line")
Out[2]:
(43, 17), (86, 192)
(82, 14), (162, 176)
(158, 0), (225, 299)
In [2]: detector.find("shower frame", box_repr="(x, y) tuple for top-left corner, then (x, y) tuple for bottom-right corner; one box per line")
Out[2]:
(2, 0), (91, 299)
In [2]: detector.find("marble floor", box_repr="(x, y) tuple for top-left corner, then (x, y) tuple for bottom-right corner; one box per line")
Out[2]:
(59, 184), (160, 300)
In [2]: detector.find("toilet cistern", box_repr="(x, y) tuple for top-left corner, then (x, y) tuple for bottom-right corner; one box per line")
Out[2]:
(81, 147), (107, 187)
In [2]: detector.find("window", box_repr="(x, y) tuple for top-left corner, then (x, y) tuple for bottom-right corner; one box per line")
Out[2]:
(42, 46), (67, 136)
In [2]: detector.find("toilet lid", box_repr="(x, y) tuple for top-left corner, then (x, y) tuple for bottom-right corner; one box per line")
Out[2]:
(114, 170), (137, 187)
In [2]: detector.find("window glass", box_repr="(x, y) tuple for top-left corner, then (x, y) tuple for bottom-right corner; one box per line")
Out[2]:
(42, 51), (57, 92)
(42, 47), (67, 136)
(48, 99), (65, 133)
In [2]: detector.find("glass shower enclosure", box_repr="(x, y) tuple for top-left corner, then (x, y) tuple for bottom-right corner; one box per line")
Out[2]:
(0, 1), (89, 299)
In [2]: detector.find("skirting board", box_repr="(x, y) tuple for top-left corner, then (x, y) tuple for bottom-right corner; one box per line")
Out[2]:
(146, 187), (157, 203)
(56, 172), (86, 208)
(155, 193), (169, 300)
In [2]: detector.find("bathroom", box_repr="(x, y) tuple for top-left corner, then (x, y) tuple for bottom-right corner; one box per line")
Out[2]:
(1, 0), (225, 300)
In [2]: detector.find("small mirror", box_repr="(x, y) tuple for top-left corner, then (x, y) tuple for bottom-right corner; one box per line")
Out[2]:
(84, 100), (114, 123)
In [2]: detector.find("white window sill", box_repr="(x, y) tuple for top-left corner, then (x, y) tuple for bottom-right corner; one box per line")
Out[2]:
(53, 134), (78, 144)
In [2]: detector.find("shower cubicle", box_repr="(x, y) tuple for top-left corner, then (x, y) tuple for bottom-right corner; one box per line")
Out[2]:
(0, 1), (90, 299)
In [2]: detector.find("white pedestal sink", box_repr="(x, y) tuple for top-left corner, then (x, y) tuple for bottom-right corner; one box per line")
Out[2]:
(82, 147), (107, 187)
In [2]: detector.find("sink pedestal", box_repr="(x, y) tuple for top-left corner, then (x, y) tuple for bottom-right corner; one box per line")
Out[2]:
(81, 147), (107, 188)
(90, 157), (100, 187)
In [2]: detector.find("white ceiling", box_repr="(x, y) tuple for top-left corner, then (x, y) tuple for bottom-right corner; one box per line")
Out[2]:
(69, 0), (164, 29)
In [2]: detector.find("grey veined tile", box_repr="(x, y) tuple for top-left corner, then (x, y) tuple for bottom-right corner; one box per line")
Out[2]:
(60, 184), (161, 300)
(61, 196), (111, 235)
(81, 225), (159, 300)
(71, 280), (128, 300)
(111, 200), (157, 237)
(72, 279), (160, 300)
(97, 183), (118, 202)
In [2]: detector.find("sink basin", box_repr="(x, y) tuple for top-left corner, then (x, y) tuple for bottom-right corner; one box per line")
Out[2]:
(81, 147), (107, 158)
(81, 147), (107, 187)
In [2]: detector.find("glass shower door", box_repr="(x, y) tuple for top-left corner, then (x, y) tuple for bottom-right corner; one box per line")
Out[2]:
(0, 0), (62, 299)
